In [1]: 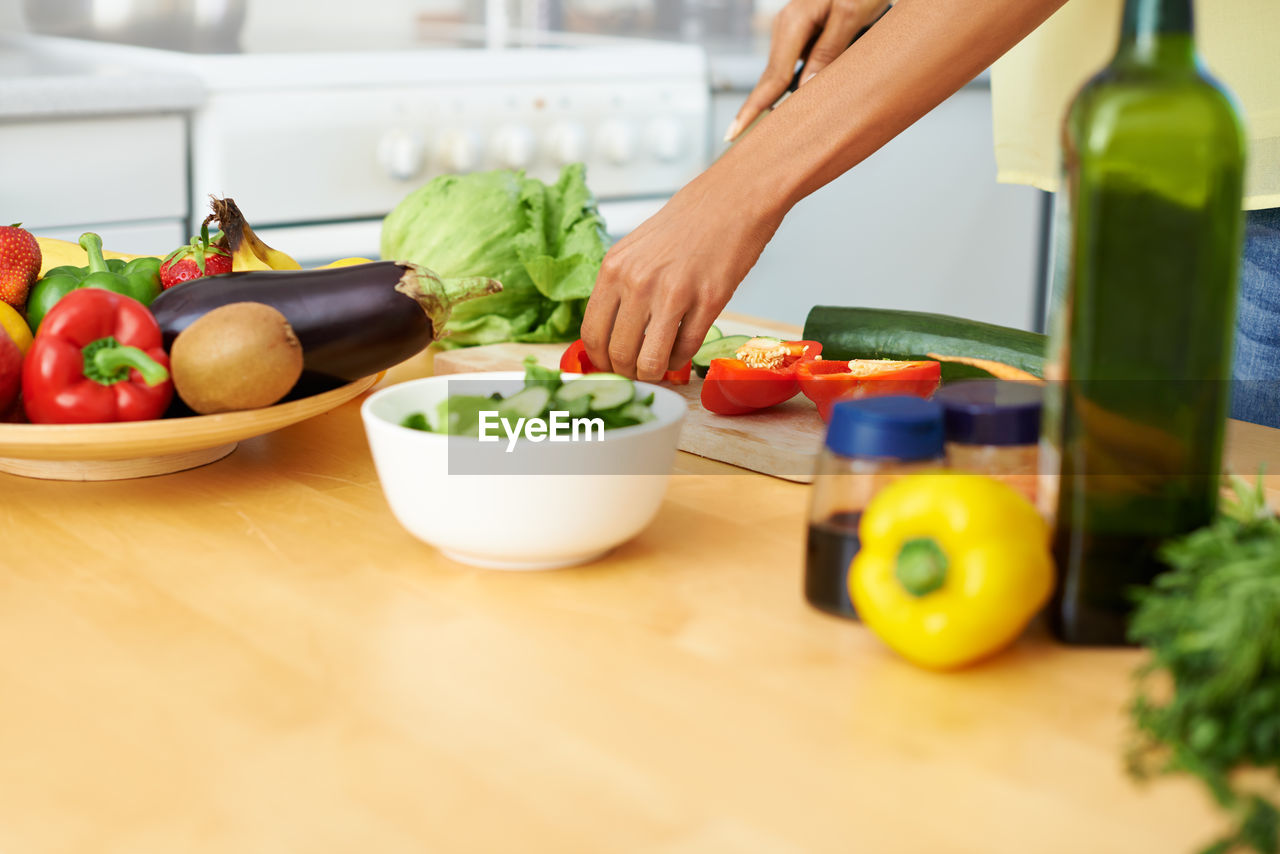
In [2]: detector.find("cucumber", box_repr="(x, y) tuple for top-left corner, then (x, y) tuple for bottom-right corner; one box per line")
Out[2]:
(555, 374), (635, 411)
(498, 385), (552, 420)
(596, 400), (658, 429)
(692, 334), (753, 378)
(703, 325), (723, 344)
(802, 306), (1046, 381)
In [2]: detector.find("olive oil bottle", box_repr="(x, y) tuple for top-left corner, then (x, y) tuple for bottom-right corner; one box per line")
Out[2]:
(1045, 0), (1246, 645)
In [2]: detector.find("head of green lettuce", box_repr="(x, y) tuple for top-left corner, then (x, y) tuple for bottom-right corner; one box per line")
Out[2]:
(380, 164), (610, 348)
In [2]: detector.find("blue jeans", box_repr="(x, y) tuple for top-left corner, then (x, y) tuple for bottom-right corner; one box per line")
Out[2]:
(1231, 208), (1280, 427)
(1046, 204), (1280, 428)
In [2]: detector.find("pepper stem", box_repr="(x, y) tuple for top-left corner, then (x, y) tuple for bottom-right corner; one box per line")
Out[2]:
(82, 337), (170, 387)
(79, 232), (108, 274)
(895, 538), (949, 597)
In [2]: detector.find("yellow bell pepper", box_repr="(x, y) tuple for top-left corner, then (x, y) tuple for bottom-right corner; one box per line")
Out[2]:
(849, 473), (1054, 670)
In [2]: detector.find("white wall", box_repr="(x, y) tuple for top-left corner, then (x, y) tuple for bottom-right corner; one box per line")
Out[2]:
(0, 0), (24, 31)
(716, 87), (1045, 331)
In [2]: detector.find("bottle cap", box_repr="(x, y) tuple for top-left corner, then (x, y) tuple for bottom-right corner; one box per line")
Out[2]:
(824, 396), (944, 460)
(934, 379), (1042, 446)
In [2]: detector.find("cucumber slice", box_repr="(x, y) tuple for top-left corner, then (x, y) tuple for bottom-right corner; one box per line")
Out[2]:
(498, 385), (552, 420)
(595, 400), (657, 430)
(555, 392), (592, 419)
(692, 334), (753, 378)
(435, 395), (495, 436)
(555, 374), (635, 411)
(703, 325), (723, 344)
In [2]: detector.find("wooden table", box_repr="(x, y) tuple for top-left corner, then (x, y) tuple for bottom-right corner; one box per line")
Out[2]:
(3, 346), (1278, 854)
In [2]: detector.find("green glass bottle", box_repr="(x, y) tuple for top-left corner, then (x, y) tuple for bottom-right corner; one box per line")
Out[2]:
(1045, 0), (1246, 645)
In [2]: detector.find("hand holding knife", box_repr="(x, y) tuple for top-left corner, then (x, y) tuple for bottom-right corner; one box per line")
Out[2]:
(724, 2), (892, 143)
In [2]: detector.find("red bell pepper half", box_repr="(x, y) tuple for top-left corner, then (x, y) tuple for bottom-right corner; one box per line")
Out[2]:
(559, 338), (691, 385)
(23, 288), (173, 424)
(700, 338), (822, 415)
(797, 358), (941, 422)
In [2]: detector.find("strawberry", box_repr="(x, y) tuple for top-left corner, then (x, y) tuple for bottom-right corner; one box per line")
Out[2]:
(160, 223), (232, 290)
(0, 224), (41, 308)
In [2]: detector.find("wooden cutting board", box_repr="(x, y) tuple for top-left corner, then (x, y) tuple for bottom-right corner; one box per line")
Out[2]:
(431, 340), (826, 483)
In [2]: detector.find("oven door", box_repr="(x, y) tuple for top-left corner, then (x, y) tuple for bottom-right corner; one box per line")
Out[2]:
(252, 198), (669, 268)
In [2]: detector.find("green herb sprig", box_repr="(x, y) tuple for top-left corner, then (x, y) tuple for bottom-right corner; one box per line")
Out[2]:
(1128, 476), (1280, 854)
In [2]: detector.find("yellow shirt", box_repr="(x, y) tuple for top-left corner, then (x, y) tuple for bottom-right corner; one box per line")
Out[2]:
(991, 0), (1280, 210)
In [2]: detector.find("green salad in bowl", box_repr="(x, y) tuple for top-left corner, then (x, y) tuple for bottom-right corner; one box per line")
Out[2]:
(400, 357), (658, 437)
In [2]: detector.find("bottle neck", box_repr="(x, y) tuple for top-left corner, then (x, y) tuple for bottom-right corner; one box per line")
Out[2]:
(1114, 0), (1196, 68)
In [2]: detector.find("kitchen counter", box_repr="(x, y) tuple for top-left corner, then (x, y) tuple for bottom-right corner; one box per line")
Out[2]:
(2, 337), (1277, 853)
(0, 39), (203, 119)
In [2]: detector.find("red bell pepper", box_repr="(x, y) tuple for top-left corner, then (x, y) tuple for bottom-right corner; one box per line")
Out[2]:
(559, 338), (691, 384)
(23, 289), (173, 424)
(700, 338), (822, 415)
(797, 358), (941, 422)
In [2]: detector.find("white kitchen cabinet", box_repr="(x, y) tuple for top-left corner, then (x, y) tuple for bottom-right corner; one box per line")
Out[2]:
(712, 86), (1047, 332)
(0, 113), (189, 254)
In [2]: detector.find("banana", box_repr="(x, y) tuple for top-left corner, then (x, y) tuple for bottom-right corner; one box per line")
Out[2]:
(319, 257), (377, 268)
(252, 240), (303, 271)
(210, 197), (303, 272)
(230, 241), (274, 272)
(35, 236), (155, 278)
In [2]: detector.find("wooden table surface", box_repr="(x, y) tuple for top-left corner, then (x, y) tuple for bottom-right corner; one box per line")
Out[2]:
(3, 344), (1278, 854)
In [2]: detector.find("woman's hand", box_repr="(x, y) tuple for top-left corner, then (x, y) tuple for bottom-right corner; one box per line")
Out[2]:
(580, 172), (785, 382)
(724, 0), (891, 142)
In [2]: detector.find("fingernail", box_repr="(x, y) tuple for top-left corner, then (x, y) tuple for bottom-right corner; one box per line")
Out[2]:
(801, 72), (816, 86)
(722, 117), (743, 143)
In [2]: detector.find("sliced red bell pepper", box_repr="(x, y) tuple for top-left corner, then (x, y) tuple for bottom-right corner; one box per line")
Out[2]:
(22, 288), (173, 424)
(797, 358), (941, 422)
(700, 338), (822, 415)
(559, 338), (691, 384)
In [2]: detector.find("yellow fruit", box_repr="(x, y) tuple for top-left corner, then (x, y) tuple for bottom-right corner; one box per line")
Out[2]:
(211, 198), (302, 271)
(35, 236), (155, 277)
(0, 301), (33, 354)
(320, 257), (377, 268)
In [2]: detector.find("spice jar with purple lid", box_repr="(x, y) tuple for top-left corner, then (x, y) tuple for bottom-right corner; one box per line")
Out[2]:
(934, 380), (1042, 504)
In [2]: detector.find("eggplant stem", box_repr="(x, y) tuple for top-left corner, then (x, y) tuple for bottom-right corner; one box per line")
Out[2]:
(395, 263), (502, 340)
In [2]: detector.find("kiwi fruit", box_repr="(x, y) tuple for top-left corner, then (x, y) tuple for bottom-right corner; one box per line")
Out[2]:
(170, 302), (304, 414)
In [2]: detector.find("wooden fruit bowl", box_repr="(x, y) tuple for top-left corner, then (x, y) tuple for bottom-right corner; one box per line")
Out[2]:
(0, 374), (378, 481)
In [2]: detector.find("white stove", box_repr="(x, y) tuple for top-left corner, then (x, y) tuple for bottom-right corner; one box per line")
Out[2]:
(23, 27), (710, 264)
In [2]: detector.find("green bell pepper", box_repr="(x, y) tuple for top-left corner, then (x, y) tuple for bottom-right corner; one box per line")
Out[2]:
(25, 233), (162, 331)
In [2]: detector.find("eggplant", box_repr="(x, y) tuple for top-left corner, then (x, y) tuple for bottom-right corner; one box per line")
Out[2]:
(150, 261), (501, 383)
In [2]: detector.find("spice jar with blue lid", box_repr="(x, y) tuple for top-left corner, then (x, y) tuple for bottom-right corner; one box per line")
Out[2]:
(805, 396), (945, 620)
(933, 379), (1042, 504)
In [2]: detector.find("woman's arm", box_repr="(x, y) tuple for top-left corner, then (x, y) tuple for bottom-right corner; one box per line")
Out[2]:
(581, 0), (1070, 381)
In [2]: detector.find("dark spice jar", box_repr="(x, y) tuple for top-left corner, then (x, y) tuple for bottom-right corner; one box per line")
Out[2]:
(934, 379), (1042, 505)
(804, 396), (945, 620)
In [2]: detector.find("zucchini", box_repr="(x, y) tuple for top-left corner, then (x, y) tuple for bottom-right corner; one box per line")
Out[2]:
(802, 306), (1046, 381)
(692, 334), (753, 378)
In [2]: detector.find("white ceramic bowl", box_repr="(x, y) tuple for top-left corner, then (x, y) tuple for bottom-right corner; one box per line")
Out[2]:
(361, 371), (687, 570)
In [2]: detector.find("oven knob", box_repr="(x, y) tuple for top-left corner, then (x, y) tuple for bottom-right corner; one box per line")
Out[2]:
(436, 130), (478, 174)
(648, 118), (685, 162)
(377, 129), (423, 181)
(492, 125), (537, 169)
(597, 121), (634, 166)
(545, 122), (587, 166)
